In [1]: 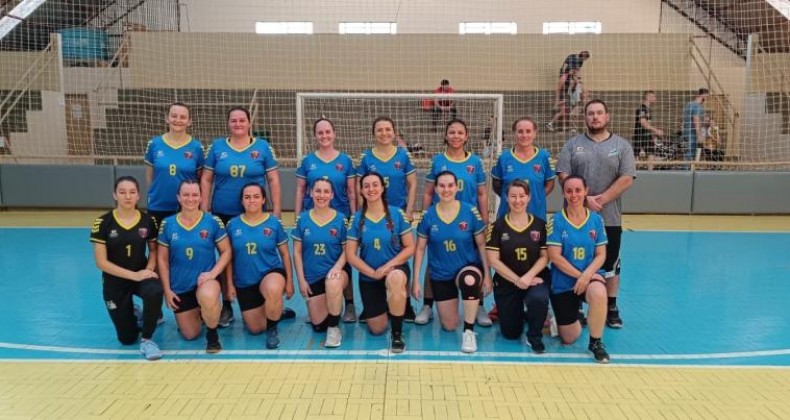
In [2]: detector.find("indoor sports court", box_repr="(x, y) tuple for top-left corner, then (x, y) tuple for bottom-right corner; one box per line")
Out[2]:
(1, 0), (790, 418)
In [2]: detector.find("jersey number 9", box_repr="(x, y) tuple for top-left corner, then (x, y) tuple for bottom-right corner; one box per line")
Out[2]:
(185, 247), (194, 260)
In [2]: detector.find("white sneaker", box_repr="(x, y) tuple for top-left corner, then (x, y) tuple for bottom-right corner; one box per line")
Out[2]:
(476, 306), (493, 327)
(342, 303), (357, 323)
(461, 330), (477, 353)
(414, 305), (433, 325)
(325, 326), (342, 348)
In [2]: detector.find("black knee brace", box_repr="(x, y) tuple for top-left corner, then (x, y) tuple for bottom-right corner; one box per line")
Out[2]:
(311, 316), (329, 333)
(456, 267), (482, 300)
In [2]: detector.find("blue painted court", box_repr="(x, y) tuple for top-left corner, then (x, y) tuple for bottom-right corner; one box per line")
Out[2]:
(1, 227), (788, 366)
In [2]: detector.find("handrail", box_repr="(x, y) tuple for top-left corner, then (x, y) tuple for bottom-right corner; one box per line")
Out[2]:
(0, 41), (55, 129)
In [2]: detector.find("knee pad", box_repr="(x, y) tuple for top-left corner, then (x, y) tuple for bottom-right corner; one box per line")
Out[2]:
(456, 267), (482, 300)
(311, 317), (329, 333)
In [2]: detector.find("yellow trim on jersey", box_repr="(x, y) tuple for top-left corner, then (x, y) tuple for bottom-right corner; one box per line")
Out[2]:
(176, 212), (204, 231)
(509, 146), (540, 164)
(226, 137), (256, 153)
(504, 213), (534, 233)
(436, 201), (461, 225)
(314, 150), (340, 164)
(561, 208), (590, 230)
(309, 209), (338, 227)
(241, 213), (271, 227)
(443, 151), (472, 163)
(370, 146), (397, 163)
(162, 134), (193, 149)
(112, 210), (142, 231)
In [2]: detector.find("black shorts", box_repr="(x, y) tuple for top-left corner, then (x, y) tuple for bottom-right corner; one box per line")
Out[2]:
(550, 290), (587, 326)
(359, 264), (410, 318)
(147, 210), (177, 228)
(174, 289), (199, 314)
(307, 264), (351, 297)
(430, 263), (484, 302)
(603, 226), (622, 277)
(236, 268), (286, 311)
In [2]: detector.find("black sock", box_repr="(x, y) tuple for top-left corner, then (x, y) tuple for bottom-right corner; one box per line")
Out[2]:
(267, 318), (279, 330)
(206, 327), (218, 339)
(223, 300), (232, 307)
(327, 313), (340, 328)
(423, 298), (434, 308)
(391, 314), (403, 334)
(608, 297), (617, 309)
(589, 336), (601, 347)
(464, 322), (474, 332)
(345, 298), (354, 305)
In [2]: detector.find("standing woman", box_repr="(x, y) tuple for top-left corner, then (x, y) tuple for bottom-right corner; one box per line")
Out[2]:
(292, 179), (349, 348)
(412, 171), (491, 354)
(416, 118), (489, 327)
(144, 102), (205, 226)
(486, 180), (550, 353)
(158, 180), (232, 353)
(547, 175), (610, 363)
(346, 172), (415, 353)
(91, 176), (163, 360)
(225, 183), (294, 349)
(294, 118), (357, 323)
(201, 106), (281, 326)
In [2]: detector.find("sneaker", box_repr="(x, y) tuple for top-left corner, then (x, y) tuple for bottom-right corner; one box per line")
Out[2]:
(206, 329), (222, 354)
(461, 330), (477, 353)
(476, 307), (493, 327)
(545, 122), (556, 132)
(140, 340), (163, 361)
(578, 309), (588, 328)
(390, 331), (406, 353)
(414, 305), (433, 325)
(526, 336), (546, 354)
(607, 306), (623, 329)
(488, 305), (499, 322)
(342, 303), (357, 323)
(133, 304), (143, 329)
(281, 307), (296, 320)
(588, 340), (610, 364)
(218, 304), (234, 328)
(325, 326), (342, 348)
(404, 304), (416, 323)
(266, 327), (280, 349)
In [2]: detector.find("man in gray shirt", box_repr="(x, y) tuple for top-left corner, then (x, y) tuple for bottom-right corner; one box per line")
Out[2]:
(556, 99), (637, 329)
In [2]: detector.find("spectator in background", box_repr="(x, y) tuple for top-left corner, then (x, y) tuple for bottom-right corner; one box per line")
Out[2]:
(559, 51), (590, 76)
(547, 68), (579, 132)
(702, 116), (724, 164)
(682, 88), (709, 161)
(633, 91), (664, 170)
(431, 79), (458, 129)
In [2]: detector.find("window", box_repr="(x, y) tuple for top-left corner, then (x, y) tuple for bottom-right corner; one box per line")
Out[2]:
(459, 22), (517, 35)
(766, 0), (790, 19)
(339, 22), (397, 35)
(255, 21), (313, 34)
(543, 21), (601, 35)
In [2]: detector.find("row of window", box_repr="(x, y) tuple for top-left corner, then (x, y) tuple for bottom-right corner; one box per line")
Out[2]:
(255, 21), (602, 35)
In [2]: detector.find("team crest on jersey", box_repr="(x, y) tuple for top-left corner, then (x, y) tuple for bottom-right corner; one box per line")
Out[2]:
(138, 228), (148, 238)
(466, 165), (475, 174)
(184, 151), (193, 159)
(109, 229), (118, 238)
(329, 228), (338, 237)
(589, 230), (597, 240)
(530, 230), (540, 241)
(251, 150), (260, 159)
(533, 164), (542, 174)
(459, 221), (468, 231)
(335, 163), (344, 172)
(199, 229), (209, 239)
(393, 161), (402, 171)
(263, 227), (273, 236)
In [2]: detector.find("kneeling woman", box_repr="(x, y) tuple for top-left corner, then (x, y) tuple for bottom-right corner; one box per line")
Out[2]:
(547, 175), (610, 363)
(346, 172), (415, 353)
(226, 183), (293, 349)
(157, 180), (231, 353)
(91, 176), (163, 360)
(293, 179), (349, 348)
(486, 179), (550, 353)
(413, 171), (491, 354)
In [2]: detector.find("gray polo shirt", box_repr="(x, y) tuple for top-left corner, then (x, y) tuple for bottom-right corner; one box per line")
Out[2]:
(556, 133), (636, 226)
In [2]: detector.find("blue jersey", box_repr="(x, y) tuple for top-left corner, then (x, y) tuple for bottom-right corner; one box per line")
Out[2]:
(356, 147), (416, 210)
(546, 209), (608, 294)
(417, 201), (486, 281)
(292, 209), (348, 284)
(143, 135), (205, 212)
(491, 147), (556, 220)
(296, 151), (355, 216)
(204, 137), (278, 216)
(426, 152), (486, 207)
(157, 212), (227, 294)
(347, 206), (412, 282)
(226, 214), (288, 288)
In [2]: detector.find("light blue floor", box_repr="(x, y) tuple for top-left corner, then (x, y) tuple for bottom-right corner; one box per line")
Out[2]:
(1, 227), (789, 365)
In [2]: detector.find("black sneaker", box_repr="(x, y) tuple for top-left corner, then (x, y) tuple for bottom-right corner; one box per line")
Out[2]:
(606, 307), (623, 329)
(588, 340), (610, 364)
(578, 309), (588, 327)
(206, 329), (222, 354)
(218, 304), (234, 328)
(391, 332), (406, 353)
(403, 304), (416, 323)
(281, 307), (296, 320)
(526, 337), (546, 354)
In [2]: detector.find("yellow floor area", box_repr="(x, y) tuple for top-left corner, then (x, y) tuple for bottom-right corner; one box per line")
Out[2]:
(1, 362), (789, 419)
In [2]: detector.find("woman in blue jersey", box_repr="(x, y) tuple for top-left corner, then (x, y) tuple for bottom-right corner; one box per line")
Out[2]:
(413, 171), (491, 354)
(294, 118), (357, 323)
(547, 175), (610, 363)
(293, 179), (349, 348)
(346, 172), (415, 353)
(144, 102), (205, 226)
(225, 183), (293, 349)
(157, 180), (231, 353)
(416, 118), (490, 327)
(91, 176), (163, 360)
(200, 106), (282, 327)
(486, 179), (550, 353)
